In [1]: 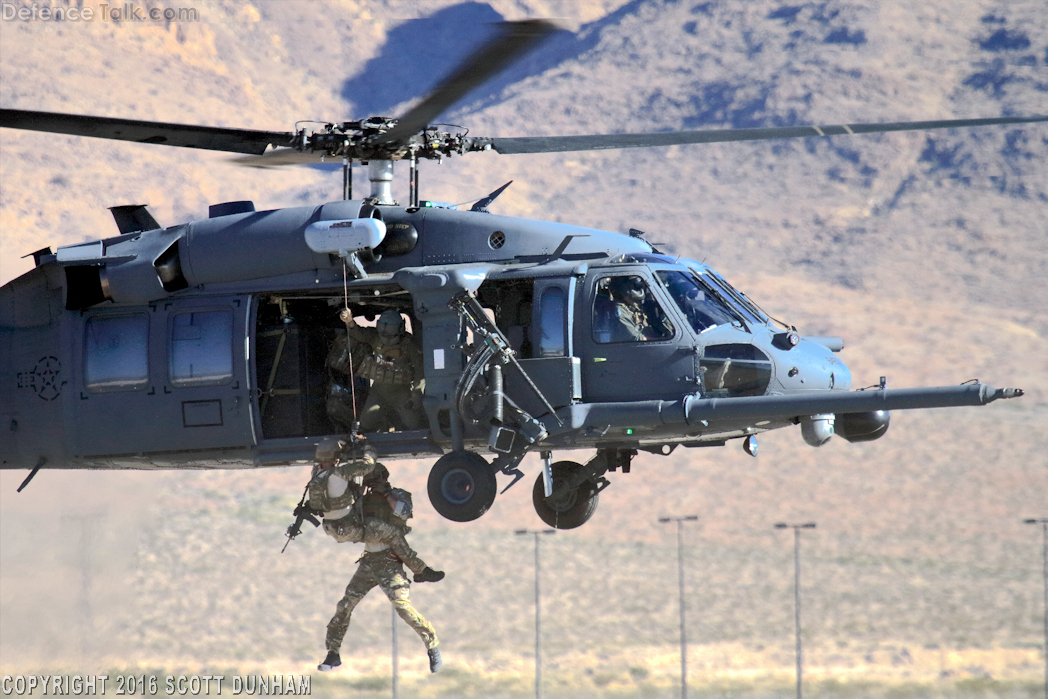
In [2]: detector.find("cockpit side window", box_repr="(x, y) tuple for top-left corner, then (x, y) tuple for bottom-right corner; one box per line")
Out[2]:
(592, 275), (674, 344)
(656, 270), (736, 333)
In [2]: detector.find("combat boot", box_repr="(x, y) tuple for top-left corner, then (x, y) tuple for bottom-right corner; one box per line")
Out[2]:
(318, 651), (341, 672)
(428, 647), (442, 673)
(414, 567), (445, 583)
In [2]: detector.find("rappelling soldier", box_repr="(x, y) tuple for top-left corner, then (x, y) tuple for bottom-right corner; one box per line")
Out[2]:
(312, 437), (443, 674)
(308, 436), (444, 583)
(339, 308), (425, 432)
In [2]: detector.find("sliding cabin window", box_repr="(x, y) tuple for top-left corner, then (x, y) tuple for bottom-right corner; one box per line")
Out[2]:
(84, 314), (149, 391)
(170, 310), (234, 387)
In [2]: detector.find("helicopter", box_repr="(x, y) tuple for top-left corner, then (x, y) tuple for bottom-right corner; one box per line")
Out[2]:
(0, 20), (1039, 530)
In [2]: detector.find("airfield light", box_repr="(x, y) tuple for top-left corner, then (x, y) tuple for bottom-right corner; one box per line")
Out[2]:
(1023, 517), (1048, 699)
(775, 522), (817, 699)
(659, 515), (699, 699)
(391, 605), (398, 699)
(516, 529), (556, 699)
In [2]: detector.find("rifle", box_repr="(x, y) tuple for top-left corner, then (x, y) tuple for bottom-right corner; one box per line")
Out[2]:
(281, 485), (321, 553)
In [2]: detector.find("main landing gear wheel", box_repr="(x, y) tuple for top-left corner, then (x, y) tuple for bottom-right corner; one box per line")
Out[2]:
(532, 460), (599, 530)
(428, 450), (497, 522)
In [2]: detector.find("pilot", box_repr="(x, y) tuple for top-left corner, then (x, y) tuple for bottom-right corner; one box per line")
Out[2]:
(340, 309), (425, 432)
(314, 437), (443, 674)
(607, 275), (672, 342)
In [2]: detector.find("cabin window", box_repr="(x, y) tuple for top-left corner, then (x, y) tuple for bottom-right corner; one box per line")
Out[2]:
(592, 275), (674, 344)
(538, 287), (566, 357)
(170, 310), (233, 386)
(657, 270), (736, 333)
(84, 315), (149, 390)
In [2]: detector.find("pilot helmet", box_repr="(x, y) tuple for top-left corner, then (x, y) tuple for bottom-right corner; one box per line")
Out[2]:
(377, 310), (406, 341)
(610, 275), (645, 304)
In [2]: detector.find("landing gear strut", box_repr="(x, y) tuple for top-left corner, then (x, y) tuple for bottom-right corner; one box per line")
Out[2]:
(427, 450), (497, 522)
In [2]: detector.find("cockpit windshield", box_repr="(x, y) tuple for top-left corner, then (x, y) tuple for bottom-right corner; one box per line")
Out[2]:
(704, 271), (769, 325)
(656, 270), (737, 333)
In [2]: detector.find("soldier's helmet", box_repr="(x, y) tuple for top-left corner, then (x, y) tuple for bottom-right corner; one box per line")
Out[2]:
(315, 437), (345, 463)
(376, 310), (406, 342)
(610, 275), (646, 304)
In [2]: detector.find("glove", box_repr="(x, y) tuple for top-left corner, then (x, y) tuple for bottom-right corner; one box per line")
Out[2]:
(339, 308), (355, 326)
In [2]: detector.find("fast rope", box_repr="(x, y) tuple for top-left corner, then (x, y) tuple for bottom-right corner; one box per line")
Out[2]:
(342, 259), (359, 428)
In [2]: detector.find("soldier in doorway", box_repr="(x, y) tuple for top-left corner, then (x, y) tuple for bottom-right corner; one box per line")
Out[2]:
(340, 309), (425, 432)
(325, 329), (369, 432)
(310, 437), (444, 674)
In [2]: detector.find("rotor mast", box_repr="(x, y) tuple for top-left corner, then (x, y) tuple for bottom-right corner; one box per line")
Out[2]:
(368, 160), (396, 205)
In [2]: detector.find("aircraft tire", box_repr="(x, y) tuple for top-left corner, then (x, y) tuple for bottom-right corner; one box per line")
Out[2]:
(532, 461), (599, 530)
(427, 450), (497, 522)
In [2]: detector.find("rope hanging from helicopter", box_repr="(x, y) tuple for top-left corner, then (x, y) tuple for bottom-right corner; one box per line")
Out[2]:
(342, 260), (359, 431)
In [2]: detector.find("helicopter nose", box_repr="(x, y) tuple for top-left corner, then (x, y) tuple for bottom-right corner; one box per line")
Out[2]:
(777, 338), (852, 391)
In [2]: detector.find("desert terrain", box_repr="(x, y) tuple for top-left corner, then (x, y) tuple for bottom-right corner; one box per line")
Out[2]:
(1, 0), (1046, 696)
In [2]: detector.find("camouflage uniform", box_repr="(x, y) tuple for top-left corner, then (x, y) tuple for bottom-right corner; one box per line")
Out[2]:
(325, 549), (439, 653)
(325, 333), (369, 432)
(308, 447), (429, 576)
(345, 311), (425, 432)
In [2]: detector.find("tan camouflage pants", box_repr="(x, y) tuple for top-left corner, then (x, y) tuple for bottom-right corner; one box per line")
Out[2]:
(322, 517), (428, 576)
(326, 551), (439, 652)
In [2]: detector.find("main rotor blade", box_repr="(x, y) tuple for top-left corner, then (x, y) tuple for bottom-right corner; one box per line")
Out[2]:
(373, 19), (558, 146)
(0, 108), (294, 155)
(230, 148), (328, 168)
(485, 115), (1048, 154)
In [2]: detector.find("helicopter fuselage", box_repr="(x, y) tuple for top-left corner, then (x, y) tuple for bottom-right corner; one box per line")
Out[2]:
(0, 201), (1021, 525)
(0, 201), (846, 466)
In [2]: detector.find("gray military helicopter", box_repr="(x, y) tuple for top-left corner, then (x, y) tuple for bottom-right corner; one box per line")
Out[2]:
(1, 21), (1039, 529)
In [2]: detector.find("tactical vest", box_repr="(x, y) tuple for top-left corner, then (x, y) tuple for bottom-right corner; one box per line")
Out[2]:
(308, 468), (359, 512)
(357, 343), (415, 386)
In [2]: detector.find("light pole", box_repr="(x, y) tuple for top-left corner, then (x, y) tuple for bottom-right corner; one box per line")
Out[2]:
(516, 528), (556, 699)
(391, 604), (398, 699)
(1023, 517), (1048, 699)
(659, 515), (699, 699)
(775, 522), (817, 699)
